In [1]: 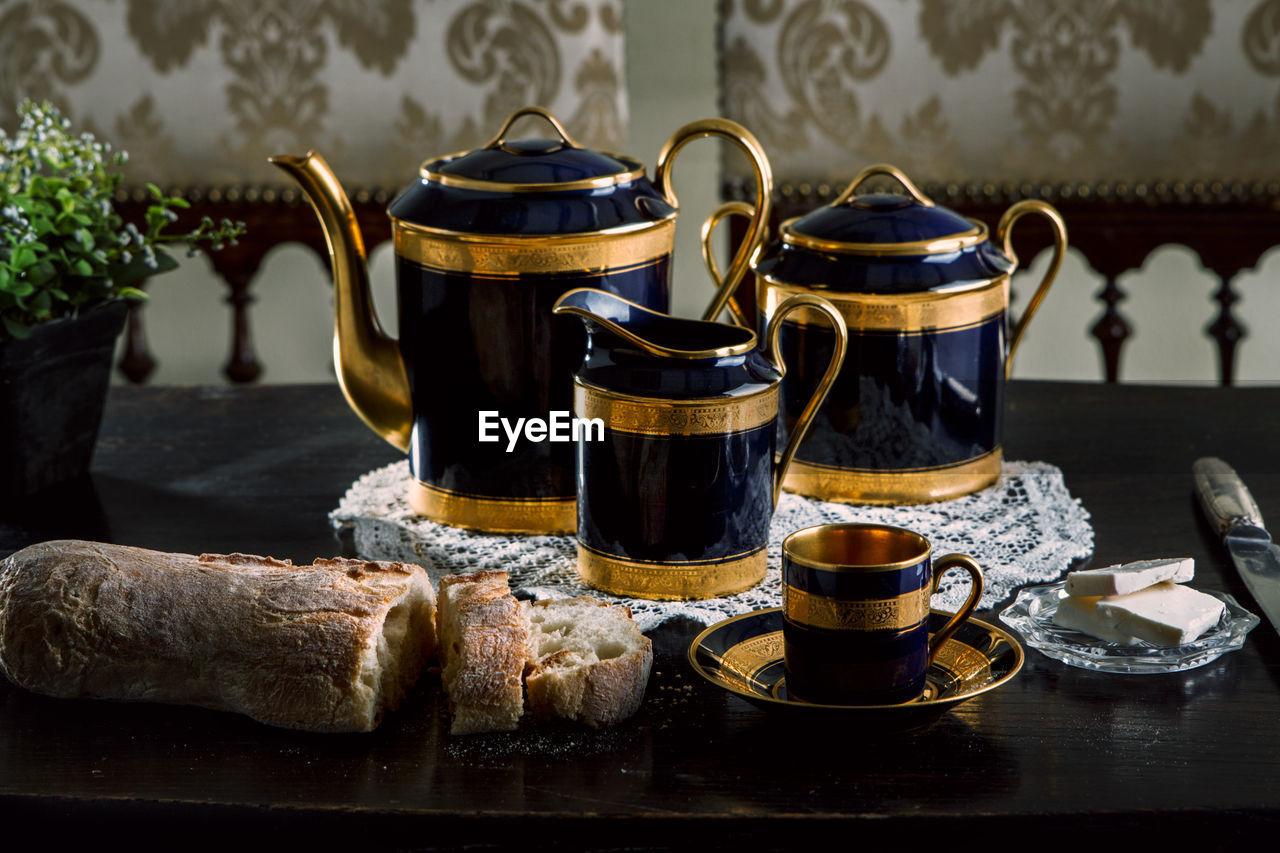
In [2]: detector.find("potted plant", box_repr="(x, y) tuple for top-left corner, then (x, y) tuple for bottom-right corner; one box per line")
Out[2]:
(1, 100), (243, 495)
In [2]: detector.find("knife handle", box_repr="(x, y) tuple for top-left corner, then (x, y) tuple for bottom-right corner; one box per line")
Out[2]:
(1193, 457), (1265, 536)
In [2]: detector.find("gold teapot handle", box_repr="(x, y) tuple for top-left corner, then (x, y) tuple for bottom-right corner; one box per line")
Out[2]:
(764, 294), (848, 507)
(655, 118), (773, 323)
(833, 163), (935, 207)
(699, 201), (758, 328)
(996, 200), (1068, 378)
(482, 105), (582, 150)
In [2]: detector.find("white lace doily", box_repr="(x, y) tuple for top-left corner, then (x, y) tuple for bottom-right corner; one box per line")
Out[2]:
(330, 460), (1093, 633)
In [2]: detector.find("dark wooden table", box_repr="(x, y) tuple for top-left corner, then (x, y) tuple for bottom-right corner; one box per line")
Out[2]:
(2, 382), (1279, 848)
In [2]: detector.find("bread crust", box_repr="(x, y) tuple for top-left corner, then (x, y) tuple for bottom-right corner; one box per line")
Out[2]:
(436, 571), (529, 735)
(0, 540), (437, 733)
(525, 597), (652, 728)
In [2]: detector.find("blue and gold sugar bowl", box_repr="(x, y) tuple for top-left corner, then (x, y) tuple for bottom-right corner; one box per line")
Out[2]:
(271, 106), (771, 533)
(713, 163), (1067, 504)
(552, 287), (847, 599)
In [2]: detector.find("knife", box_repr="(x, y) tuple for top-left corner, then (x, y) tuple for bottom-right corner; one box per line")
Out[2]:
(1193, 457), (1280, 637)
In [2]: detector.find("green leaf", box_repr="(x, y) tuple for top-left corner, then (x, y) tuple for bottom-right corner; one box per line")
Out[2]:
(75, 228), (95, 250)
(2, 315), (31, 340)
(147, 182), (163, 199)
(26, 259), (57, 286)
(73, 258), (93, 276)
(169, 197), (190, 209)
(150, 248), (178, 275)
(117, 286), (149, 301)
(11, 246), (36, 269)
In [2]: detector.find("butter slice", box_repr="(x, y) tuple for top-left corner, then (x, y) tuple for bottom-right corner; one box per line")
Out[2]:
(1094, 581), (1225, 645)
(1064, 557), (1194, 597)
(1053, 594), (1140, 645)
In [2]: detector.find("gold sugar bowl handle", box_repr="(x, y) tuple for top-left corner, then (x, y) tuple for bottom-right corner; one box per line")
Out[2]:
(996, 200), (1069, 378)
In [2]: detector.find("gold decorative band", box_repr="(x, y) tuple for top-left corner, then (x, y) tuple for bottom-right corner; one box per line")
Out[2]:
(757, 275), (1007, 332)
(574, 381), (778, 437)
(407, 480), (575, 535)
(576, 542), (767, 600)
(784, 584), (931, 632)
(782, 449), (1003, 505)
(393, 217), (675, 277)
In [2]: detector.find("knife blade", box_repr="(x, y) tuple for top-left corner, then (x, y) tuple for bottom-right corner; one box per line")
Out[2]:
(1193, 457), (1280, 637)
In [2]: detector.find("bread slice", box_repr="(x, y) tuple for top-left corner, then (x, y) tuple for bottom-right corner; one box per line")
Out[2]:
(0, 541), (437, 732)
(524, 597), (653, 728)
(436, 571), (529, 735)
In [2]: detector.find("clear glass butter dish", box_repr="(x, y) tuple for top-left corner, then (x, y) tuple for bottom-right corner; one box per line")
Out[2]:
(999, 581), (1259, 673)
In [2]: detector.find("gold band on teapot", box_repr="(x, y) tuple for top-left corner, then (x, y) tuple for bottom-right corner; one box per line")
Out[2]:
(757, 275), (1008, 333)
(576, 542), (767, 600)
(782, 449), (1003, 505)
(392, 217), (676, 277)
(407, 480), (575, 534)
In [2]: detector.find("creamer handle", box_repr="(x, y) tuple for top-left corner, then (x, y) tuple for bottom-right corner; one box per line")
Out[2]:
(765, 295), (848, 507)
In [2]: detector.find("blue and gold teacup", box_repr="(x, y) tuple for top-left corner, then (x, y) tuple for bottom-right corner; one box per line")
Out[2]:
(781, 523), (984, 705)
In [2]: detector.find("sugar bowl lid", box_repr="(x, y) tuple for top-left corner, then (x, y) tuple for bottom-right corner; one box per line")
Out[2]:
(420, 106), (645, 192)
(780, 164), (988, 256)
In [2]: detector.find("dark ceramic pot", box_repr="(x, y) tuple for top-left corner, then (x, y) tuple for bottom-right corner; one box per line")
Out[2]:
(272, 106), (773, 534)
(0, 300), (127, 495)
(724, 164), (1069, 504)
(553, 288), (846, 599)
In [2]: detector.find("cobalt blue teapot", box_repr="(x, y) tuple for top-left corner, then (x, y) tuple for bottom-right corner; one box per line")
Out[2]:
(271, 106), (772, 533)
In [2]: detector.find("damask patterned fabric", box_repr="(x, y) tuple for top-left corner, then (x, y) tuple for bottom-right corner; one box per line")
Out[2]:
(720, 0), (1280, 186)
(0, 0), (627, 187)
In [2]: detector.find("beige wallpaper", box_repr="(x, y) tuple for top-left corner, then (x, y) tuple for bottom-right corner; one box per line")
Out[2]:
(720, 0), (1280, 186)
(0, 0), (627, 187)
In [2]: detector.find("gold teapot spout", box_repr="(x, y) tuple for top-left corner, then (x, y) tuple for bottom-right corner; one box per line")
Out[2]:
(268, 151), (412, 452)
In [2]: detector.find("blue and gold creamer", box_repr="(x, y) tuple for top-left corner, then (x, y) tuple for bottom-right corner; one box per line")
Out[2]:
(553, 288), (847, 599)
(709, 164), (1068, 504)
(271, 107), (771, 533)
(781, 523), (984, 705)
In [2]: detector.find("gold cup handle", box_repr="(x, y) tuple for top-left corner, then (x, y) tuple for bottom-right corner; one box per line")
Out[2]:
(655, 118), (773, 323)
(927, 554), (985, 666)
(699, 201), (758, 328)
(996, 199), (1068, 378)
(764, 294), (848, 507)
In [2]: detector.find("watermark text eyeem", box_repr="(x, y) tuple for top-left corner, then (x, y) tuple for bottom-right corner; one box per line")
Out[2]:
(478, 411), (604, 452)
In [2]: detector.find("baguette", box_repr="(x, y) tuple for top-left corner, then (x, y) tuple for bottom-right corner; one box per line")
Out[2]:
(436, 571), (528, 735)
(524, 597), (652, 728)
(0, 540), (437, 732)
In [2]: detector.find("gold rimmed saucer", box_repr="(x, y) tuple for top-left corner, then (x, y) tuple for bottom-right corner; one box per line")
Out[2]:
(688, 608), (1024, 730)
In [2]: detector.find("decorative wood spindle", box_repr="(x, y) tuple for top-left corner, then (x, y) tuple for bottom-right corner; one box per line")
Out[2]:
(1206, 275), (1246, 386)
(117, 290), (157, 384)
(1089, 276), (1132, 383)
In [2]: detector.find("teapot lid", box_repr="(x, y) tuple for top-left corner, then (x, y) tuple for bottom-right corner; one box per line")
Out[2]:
(421, 106), (644, 192)
(781, 164), (987, 256)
